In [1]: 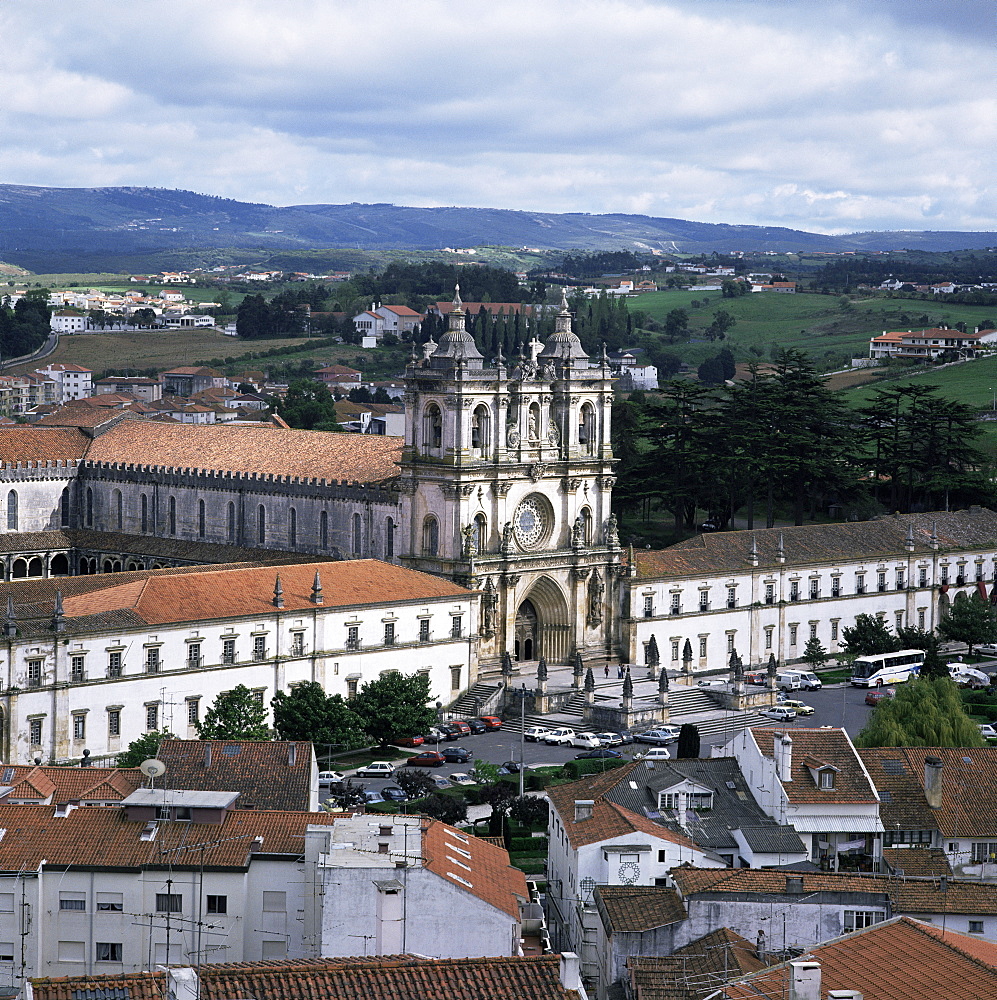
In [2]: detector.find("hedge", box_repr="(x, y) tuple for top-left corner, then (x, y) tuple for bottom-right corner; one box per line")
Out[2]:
(563, 758), (627, 779)
(510, 836), (549, 853)
(511, 859), (547, 875)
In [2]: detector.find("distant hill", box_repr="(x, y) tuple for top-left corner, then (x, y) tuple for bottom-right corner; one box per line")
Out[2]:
(0, 184), (995, 272)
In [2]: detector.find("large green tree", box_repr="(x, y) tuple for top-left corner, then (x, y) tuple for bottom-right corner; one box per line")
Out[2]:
(855, 676), (984, 748)
(841, 614), (898, 656)
(351, 671), (438, 746)
(937, 592), (997, 654)
(116, 730), (174, 768)
(271, 682), (367, 752)
(196, 685), (271, 740)
(279, 379), (341, 431)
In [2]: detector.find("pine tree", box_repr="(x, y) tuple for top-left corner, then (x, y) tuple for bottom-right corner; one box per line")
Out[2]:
(196, 685), (270, 740)
(803, 637), (827, 670)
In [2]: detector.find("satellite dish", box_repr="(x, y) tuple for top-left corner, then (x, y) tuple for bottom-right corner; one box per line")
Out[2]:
(139, 758), (166, 778)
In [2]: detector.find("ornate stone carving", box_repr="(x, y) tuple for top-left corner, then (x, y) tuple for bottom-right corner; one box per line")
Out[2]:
(599, 476), (616, 491)
(439, 485), (461, 499)
(563, 477), (583, 493)
(481, 577), (498, 637)
(492, 481), (512, 497)
(546, 420), (560, 446)
(504, 573), (521, 587)
(459, 484), (475, 497)
(401, 391), (418, 404)
(572, 567), (591, 582)
(527, 409), (539, 440)
(395, 479), (418, 495)
(462, 523), (478, 557)
(542, 363), (557, 381)
(587, 570), (605, 626)
(528, 463), (548, 482)
(501, 521), (515, 554)
(444, 397), (460, 410)
(604, 513), (620, 546)
(507, 427), (521, 448)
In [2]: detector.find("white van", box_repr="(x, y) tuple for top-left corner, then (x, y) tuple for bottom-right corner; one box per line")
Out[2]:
(784, 669), (822, 691)
(776, 672), (802, 692)
(948, 663), (991, 689)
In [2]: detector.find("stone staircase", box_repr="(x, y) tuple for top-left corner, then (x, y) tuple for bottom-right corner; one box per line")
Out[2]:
(448, 682), (502, 718)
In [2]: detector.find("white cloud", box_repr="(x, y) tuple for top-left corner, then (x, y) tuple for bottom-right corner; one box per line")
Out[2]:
(0, 0), (993, 233)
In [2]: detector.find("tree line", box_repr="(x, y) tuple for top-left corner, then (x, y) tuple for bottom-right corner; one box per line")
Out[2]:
(613, 350), (994, 530)
(0, 290), (51, 359)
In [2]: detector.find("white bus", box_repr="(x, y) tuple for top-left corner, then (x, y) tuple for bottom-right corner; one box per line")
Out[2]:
(850, 649), (925, 687)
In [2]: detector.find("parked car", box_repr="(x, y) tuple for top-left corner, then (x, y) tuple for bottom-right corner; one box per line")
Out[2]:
(979, 724), (997, 739)
(745, 670), (767, 686)
(380, 785), (409, 802)
(437, 724), (463, 741)
(595, 732), (624, 746)
(976, 645), (997, 658)
(698, 678), (726, 688)
(318, 770), (346, 786)
(464, 718), (488, 734)
(356, 761), (395, 778)
(449, 772), (477, 785)
(441, 746), (472, 763)
(865, 687), (896, 707)
(524, 726), (552, 742)
(575, 747), (623, 760)
(393, 735), (425, 748)
(363, 789), (385, 804)
(447, 721), (472, 737)
(779, 700), (815, 716)
(570, 732), (602, 749)
(635, 727), (681, 745)
(948, 664), (991, 689)
(498, 760), (521, 773)
(479, 715), (503, 730)
(430, 774), (451, 788)
(544, 728), (577, 745)
(762, 706), (797, 722)
(636, 746), (671, 761)
(406, 750), (447, 767)
(422, 728), (446, 744)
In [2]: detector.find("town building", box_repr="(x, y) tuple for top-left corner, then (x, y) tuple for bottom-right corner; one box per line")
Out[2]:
(869, 326), (997, 360)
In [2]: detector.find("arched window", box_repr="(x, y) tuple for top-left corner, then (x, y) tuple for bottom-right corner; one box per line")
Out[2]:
(168, 496), (176, 535)
(471, 404), (490, 456)
(140, 493), (148, 533)
(112, 489), (123, 531)
(198, 499), (206, 538)
(579, 402), (596, 454)
(352, 512), (363, 555)
(423, 403), (443, 452)
(227, 501), (236, 542)
(385, 517), (395, 559)
(60, 488), (71, 528)
(257, 505), (266, 544)
(289, 507), (297, 548)
(579, 506), (593, 545)
(474, 513), (487, 553)
(422, 515), (439, 556)
(86, 488), (93, 527)
(320, 510), (329, 550)
(6, 490), (17, 531)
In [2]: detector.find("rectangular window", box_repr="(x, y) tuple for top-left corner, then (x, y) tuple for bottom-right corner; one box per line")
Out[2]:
(450, 616), (463, 638)
(972, 842), (997, 863)
(206, 895), (227, 915)
(155, 893), (182, 913)
(59, 895), (86, 911)
(698, 637), (707, 658)
(919, 568), (928, 588)
(918, 609), (926, 630)
(0, 896), (11, 913)
(727, 587), (736, 609)
(222, 638), (236, 664)
(72, 714), (86, 741)
(186, 699), (199, 726)
(699, 592), (709, 612)
(96, 893), (123, 912)
(146, 704), (159, 732)
(107, 650), (122, 678)
(884, 830), (933, 847)
(70, 655), (86, 683)
(384, 621), (396, 646)
(27, 659), (42, 687)
(670, 593), (681, 615)
(856, 573), (865, 594)
(941, 566), (949, 584)
(765, 627), (773, 650)
(59, 941), (85, 963)
(789, 624), (798, 646)
(831, 578), (840, 598)
(819, 771), (834, 789)
(253, 635), (267, 661)
(895, 611), (904, 631)
(145, 647), (160, 673)
(108, 710), (121, 738)
(262, 891), (286, 912)
(450, 665), (461, 691)
(726, 633), (735, 653)
(976, 563), (985, 582)
(896, 570), (905, 590)
(29, 719), (42, 746)
(809, 579), (819, 600)
(831, 620), (839, 641)
(346, 678), (358, 699)
(843, 911), (881, 932)
(809, 622), (818, 640)
(95, 942), (122, 963)
(671, 640), (679, 661)
(419, 619), (430, 642)
(290, 633), (305, 656)
(644, 594), (654, 617)
(261, 940), (287, 960)
(346, 625), (360, 650)
(764, 583), (774, 605)
(187, 642), (201, 668)
(789, 581), (799, 602)
(252, 689), (264, 707)
(969, 920), (984, 934)
(0, 943), (13, 962)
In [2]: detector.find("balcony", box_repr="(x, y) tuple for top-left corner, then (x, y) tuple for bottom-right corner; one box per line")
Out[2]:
(789, 593), (800, 602)
(669, 606), (682, 617)
(383, 634), (397, 647)
(419, 632), (432, 643)
(145, 661), (160, 674)
(727, 600), (737, 609)
(699, 603), (710, 613)
(252, 649), (268, 662)
(450, 627), (463, 639)
(878, 584), (887, 593)
(345, 638), (362, 651)
(765, 595), (775, 605)
(956, 576), (966, 587)
(187, 656), (202, 669)
(290, 645), (305, 658)
(643, 608), (655, 619)
(222, 652), (237, 664)
(856, 585), (866, 595)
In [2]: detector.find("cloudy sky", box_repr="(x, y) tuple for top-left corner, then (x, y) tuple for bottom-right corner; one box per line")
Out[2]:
(1, 0), (994, 234)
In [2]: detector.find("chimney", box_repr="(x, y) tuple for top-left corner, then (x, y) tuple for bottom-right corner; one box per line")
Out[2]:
(288, 743), (296, 766)
(574, 800), (594, 822)
(924, 756), (943, 809)
(204, 744), (212, 768)
(828, 993), (863, 1000)
(788, 960), (821, 1000)
(775, 734), (793, 782)
(559, 953), (581, 992)
(165, 968), (200, 1000)
(786, 875), (804, 894)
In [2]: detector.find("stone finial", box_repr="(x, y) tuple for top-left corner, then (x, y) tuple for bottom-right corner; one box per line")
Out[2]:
(905, 522), (915, 552)
(52, 590), (65, 633)
(767, 652), (778, 678)
(453, 282), (463, 313)
(776, 533), (785, 563)
(730, 649), (743, 680)
(658, 666), (669, 693)
(3, 594), (15, 638)
(930, 521), (939, 550)
(502, 650), (514, 676)
(573, 651), (585, 676)
(273, 575), (284, 609)
(537, 657), (548, 683)
(683, 638), (693, 663)
(749, 535), (759, 567)
(622, 667), (633, 699)
(584, 667), (595, 693)
(311, 570), (324, 605)
(645, 634), (660, 667)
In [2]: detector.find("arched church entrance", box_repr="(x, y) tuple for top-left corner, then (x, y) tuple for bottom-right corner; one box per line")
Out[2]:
(514, 578), (571, 663)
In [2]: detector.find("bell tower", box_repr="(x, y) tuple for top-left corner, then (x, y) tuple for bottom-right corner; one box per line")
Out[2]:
(399, 287), (620, 675)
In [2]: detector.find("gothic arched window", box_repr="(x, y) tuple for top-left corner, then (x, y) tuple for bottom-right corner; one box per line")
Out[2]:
(474, 513), (487, 553)
(385, 516), (395, 559)
(257, 504), (266, 544)
(579, 506), (593, 545)
(422, 515), (439, 556)
(289, 507), (297, 548)
(320, 510), (329, 550)
(471, 404), (490, 456)
(6, 490), (17, 531)
(352, 512), (363, 555)
(423, 403), (443, 452)
(579, 402), (596, 454)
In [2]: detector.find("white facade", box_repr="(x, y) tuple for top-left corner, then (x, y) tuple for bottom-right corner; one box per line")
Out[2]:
(50, 312), (87, 334)
(37, 365), (93, 402)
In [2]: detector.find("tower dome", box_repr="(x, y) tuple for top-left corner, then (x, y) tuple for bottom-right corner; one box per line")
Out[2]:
(429, 283), (484, 369)
(538, 288), (589, 362)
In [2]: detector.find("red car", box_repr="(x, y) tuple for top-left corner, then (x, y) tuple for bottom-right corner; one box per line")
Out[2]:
(865, 688), (896, 707)
(393, 735), (425, 748)
(446, 721), (472, 737)
(406, 750), (446, 767)
(479, 716), (502, 730)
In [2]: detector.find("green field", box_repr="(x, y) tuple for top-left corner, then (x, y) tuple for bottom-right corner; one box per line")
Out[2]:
(843, 354), (997, 411)
(632, 290), (997, 371)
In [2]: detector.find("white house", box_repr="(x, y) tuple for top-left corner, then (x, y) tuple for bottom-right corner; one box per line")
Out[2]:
(36, 364), (92, 402)
(50, 310), (87, 334)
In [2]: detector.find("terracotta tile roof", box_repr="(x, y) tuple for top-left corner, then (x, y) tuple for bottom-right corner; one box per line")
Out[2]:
(669, 865), (997, 915)
(547, 762), (701, 852)
(155, 740), (314, 811)
(882, 847), (952, 878)
(162, 366), (221, 376)
(627, 928), (768, 1000)
(635, 508), (997, 579)
(0, 765), (141, 803)
(751, 728), (878, 804)
(422, 817), (528, 919)
(719, 916), (997, 999)
(594, 885), (686, 932)
(859, 746), (997, 837)
(82, 418), (402, 482)
(1, 560), (471, 631)
(30, 954), (577, 1000)
(0, 426), (89, 462)
(0, 804), (338, 871)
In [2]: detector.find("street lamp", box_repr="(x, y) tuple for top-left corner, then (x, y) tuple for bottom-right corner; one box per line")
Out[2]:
(990, 387), (996, 412)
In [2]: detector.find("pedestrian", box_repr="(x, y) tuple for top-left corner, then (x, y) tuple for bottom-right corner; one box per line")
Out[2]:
(604, 664), (609, 678)
(617, 664), (624, 679)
